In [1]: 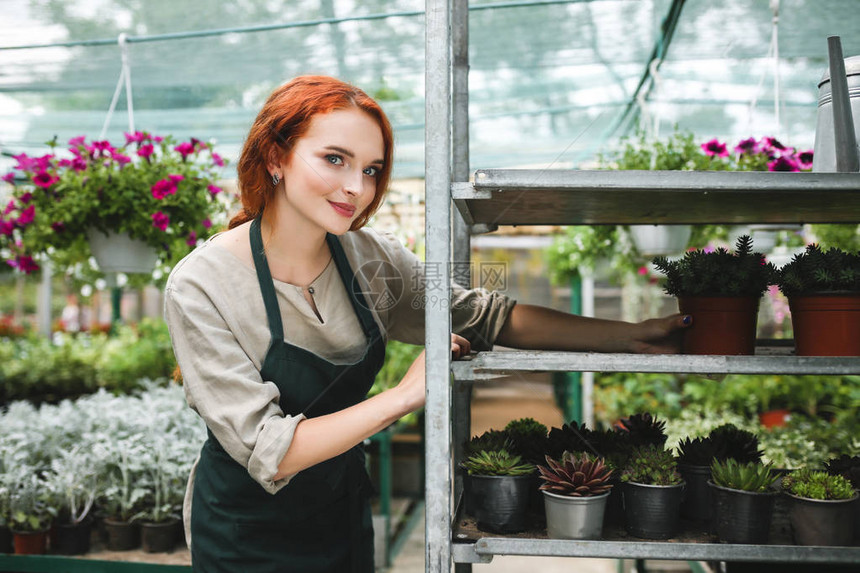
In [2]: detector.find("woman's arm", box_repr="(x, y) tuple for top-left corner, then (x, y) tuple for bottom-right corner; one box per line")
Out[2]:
(493, 303), (691, 354)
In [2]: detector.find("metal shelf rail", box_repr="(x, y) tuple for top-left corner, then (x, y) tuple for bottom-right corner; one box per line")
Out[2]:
(423, 0), (860, 571)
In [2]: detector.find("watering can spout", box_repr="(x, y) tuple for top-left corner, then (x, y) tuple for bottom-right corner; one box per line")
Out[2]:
(813, 36), (860, 173)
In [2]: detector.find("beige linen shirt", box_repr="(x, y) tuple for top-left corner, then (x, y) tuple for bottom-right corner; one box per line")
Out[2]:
(164, 225), (516, 540)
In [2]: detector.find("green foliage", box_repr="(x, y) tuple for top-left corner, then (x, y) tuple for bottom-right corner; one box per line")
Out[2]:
(652, 235), (777, 297)
(776, 244), (860, 297)
(464, 430), (512, 458)
(710, 458), (779, 492)
(1, 132), (229, 281)
(593, 372), (684, 427)
(782, 468), (857, 501)
(537, 451), (614, 497)
(460, 450), (535, 477)
(620, 444), (683, 486)
(504, 417), (549, 466)
(708, 424), (764, 464)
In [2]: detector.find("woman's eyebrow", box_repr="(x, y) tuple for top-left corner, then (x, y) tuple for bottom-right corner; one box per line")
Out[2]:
(325, 145), (384, 165)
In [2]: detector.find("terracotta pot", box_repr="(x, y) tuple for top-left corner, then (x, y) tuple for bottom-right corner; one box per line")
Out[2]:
(788, 294), (860, 356)
(12, 529), (49, 555)
(678, 296), (760, 355)
(759, 409), (791, 428)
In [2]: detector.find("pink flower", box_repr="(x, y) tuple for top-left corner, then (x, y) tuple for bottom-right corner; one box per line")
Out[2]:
(32, 170), (59, 188)
(32, 155), (54, 171)
(701, 139), (729, 157)
(4, 201), (16, 215)
(207, 184), (222, 196)
(113, 153), (132, 166)
(68, 135), (86, 148)
(15, 205), (35, 226)
(211, 152), (224, 167)
(169, 174), (185, 184)
(768, 156), (799, 172)
(51, 221), (65, 233)
(87, 140), (115, 158)
(152, 211), (170, 231)
(762, 136), (786, 151)
(201, 218), (212, 229)
(797, 150), (814, 169)
(174, 142), (195, 158)
(137, 143), (155, 158)
(18, 192), (32, 204)
(9, 255), (39, 274)
(124, 131), (147, 145)
(0, 219), (15, 236)
(186, 231), (198, 246)
(2, 172), (14, 184)
(13, 153), (36, 172)
(637, 266), (648, 276)
(734, 137), (758, 155)
(151, 178), (177, 200)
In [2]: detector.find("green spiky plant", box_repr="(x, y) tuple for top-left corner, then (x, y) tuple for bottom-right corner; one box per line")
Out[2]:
(776, 244), (860, 297)
(537, 451), (614, 497)
(460, 450), (535, 477)
(463, 429), (512, 458)
(652, 235), (777, 297)
(620, 444), (683, 486)
(617, 412), (668, 448)
(708, 424), (764, 464)
(504, 417), (549, 466)
(676, 436), (718, 467)
(710, 459), (779, 493)
(782, 468), (857, 500)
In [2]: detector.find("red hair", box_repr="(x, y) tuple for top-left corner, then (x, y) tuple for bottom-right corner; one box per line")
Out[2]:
(230, 75), (394, 231)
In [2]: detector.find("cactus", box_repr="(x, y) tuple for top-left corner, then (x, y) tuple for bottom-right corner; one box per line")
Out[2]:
(537, 451), (614, 497)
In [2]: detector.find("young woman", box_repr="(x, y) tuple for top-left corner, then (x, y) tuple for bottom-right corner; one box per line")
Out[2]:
(164, 75), (690, 572)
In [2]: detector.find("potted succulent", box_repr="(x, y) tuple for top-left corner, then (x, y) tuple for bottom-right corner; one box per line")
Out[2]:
(652, 235), (777, 354)
(709, 458), (781, 544)
(619, 444), (685, 539)
(460, 449), (535, 534)
(776, 244), (860, 356)
(536, 451), (614, 539)
(503, 418), (548, 519)
(46, 446), (99, 555)
(781, 467), (858, 546)
(0, 131), (227, 279)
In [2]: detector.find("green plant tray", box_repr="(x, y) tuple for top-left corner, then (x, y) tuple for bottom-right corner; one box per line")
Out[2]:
(0, 554), (190, 572)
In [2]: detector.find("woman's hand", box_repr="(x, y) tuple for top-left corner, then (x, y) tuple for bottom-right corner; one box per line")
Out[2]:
(397, 333), (472, 411)
(629, 314), (692, 354)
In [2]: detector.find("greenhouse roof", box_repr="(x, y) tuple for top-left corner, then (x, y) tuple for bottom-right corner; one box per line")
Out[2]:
(1, 0), (859, 180)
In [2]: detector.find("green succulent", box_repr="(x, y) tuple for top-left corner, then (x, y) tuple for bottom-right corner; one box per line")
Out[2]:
(504, 418), (549, 466)
(782, 468), (857, 501)
(708, 423), (764, 464)
(537, 451), (614, 497)
(620, 444), (683, 486)
(710, 458), (779, 493)
(460, 450), (535, 477)
(652, 235), (776, 297)
(463, 430), (512, 458)
(777, 244), (860, 297)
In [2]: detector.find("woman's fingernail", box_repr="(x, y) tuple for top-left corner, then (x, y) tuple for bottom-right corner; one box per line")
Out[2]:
(683, 315), (692, 325)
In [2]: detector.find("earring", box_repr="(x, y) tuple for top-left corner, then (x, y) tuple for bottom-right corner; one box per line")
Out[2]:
(271, 172), (281, 186)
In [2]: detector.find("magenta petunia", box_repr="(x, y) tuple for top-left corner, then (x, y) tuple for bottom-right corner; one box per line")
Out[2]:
(2, 172), (14, 184)
(151, 178), (178, 200)
(186, 230), (198, 246)
(152, 211), (170, 231)
(701, 139), (729, 157)
(33, 155), (54, 171)
(734, 137), (758, 155)
(207, 184), (222, 196)
(4, 201), (16, 215)
(32, 170), (59, 188)
(13, 153), (36, 172)
(768, 156), (799, 172)
(201, 218), (212, 229)
(88, 140), (115, 157)
(124, 131), (147, 145)
(174, 142), (195, 158)
(211, 152), (224, 167)
(68, 135), (86, 148)
(71, 157), (88, 171)
(168, 174), (185, 184)
(797, 150), (814, 169)
(18, 192), (32, 204)
(0, 220), (14, 236)
(762, 136), (786, 151)
(137, 143), (155, 158)
(16, 205), (35, 226)
(51, 221), (66, 233)
(113, 153), (132, 166)
(10, 255), (39, 274)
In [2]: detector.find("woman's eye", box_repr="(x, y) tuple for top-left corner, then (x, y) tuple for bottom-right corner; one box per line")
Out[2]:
(363, 166), (379, 177)
(325, 154), (343, 166)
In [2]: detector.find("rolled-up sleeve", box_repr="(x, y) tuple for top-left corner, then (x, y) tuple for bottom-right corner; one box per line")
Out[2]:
(372, 231), (517, 350)
(165, 270), (304, 495)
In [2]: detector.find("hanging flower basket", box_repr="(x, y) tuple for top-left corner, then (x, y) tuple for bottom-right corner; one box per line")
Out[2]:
(87, 228), (160, 274)
(627, 225), (692, 257)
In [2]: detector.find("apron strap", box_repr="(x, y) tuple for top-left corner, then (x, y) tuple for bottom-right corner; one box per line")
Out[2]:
(325, 233), (382, 341)
(249, 216), (285, 344)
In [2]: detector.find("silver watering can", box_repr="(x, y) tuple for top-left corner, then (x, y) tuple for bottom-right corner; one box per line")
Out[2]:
(813, 36), (860, 173)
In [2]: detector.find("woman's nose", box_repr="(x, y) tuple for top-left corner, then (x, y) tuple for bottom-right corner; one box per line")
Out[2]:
(342, 169), (366, 196)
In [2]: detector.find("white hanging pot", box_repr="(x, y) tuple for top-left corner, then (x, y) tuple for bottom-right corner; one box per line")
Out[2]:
(86, 228), (159, 274)
(628, 225), (692, 257)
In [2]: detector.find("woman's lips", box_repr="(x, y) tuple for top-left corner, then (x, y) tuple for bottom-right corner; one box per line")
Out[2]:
(329, 201), (356, 217)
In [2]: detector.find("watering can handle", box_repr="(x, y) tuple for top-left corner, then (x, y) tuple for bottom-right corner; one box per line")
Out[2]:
(827, 36), (860, 172)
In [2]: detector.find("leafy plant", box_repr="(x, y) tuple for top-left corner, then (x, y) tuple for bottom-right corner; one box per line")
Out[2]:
(537, 451), (614, 497)
(0, 132), (228, 279)
(708, 423), (764, 464)
(676, 436), (718, 466)
(46, 445), (99, 525)
(460, 450), (535, 477)
(710, 458), (779, 492)
(8, 473), (56, 533)
(782, 468), (856, 500)
(617, 412), (667, 448)
(776, 244), (860, 297)
(652, 235), (777, 297)
(620, 444), (683, 486)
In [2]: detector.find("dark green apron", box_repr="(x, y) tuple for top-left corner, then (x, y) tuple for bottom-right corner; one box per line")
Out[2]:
(190, 217), (385, 572)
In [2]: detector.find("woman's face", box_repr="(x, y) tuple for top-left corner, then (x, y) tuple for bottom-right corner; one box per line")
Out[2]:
(276, 107), (385, 236)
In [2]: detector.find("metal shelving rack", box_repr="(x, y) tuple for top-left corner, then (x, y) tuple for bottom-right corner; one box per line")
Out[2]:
(422, 1), (860, 572)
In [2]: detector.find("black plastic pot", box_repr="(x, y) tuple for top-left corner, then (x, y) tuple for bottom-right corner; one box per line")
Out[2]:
(103, 518), (140, 551)
(603, 475), (624, 529)
(709, 481), (777, 544)
(467, 474), (531, 534)
(622, 481), (685, 539)
(678, 463), (712, 523)
(786, 492), (858, 546)
(141, 519), (181, 553)
(52, 518), (93, 555)
(0, 525), (12, 553)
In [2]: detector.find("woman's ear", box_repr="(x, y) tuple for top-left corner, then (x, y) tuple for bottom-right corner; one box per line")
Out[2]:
(266, 148), (283, 177)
